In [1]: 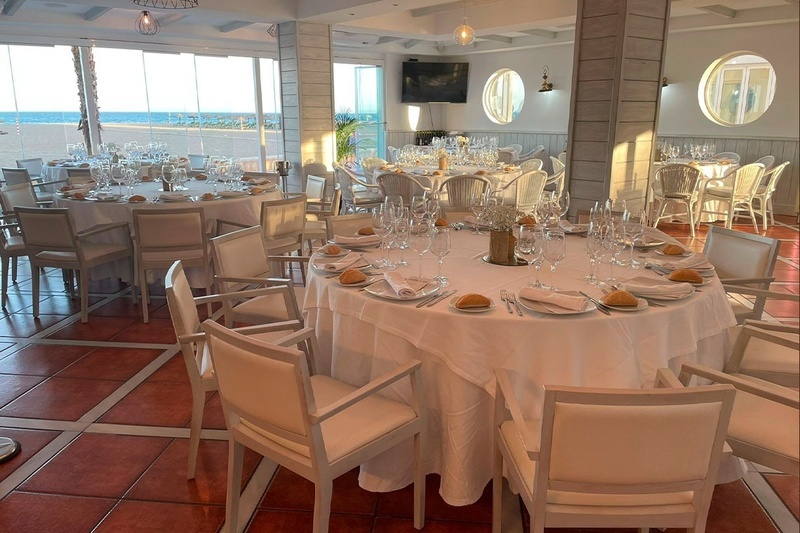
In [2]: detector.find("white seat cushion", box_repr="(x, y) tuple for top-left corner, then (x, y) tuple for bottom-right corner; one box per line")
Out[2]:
(705, 186), (733, 198)
(728, 390), (799, 463)
(4, 235), (24, 252)
(739, 332), (800, 376)
(231, 286), (305, 323)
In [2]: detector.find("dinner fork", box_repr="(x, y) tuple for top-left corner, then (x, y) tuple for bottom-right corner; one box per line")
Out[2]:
(500, 289), (513, 313)
(507, 292), (523, 316)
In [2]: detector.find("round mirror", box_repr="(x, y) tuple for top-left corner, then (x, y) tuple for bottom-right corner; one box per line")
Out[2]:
(699, 52), (776, 126)
(482, 69), (525, 125)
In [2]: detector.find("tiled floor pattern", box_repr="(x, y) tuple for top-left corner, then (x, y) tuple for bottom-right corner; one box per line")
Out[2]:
(0, 216), (797, 532)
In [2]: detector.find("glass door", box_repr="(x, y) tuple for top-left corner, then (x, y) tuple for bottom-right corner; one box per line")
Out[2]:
(334, 62), (384, 163)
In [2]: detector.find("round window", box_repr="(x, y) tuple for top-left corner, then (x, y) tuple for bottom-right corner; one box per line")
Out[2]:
(482, 69), (525, 125)
(699, 52), (776, 126)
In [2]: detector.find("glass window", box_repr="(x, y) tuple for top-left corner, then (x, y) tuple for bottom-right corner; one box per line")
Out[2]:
(334, 63), (384, 162)
(482, 69), (525, 125)
(700, 53), (776, 126)
(259, 57), (283, 167)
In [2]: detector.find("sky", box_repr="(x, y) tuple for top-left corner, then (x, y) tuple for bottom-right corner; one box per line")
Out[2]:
(0, 44), (377, 115)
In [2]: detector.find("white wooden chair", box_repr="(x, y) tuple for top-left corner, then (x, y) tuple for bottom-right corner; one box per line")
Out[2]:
(492, 368), (735, 533)
(438, 175), (491, 208)
(15, 206), (133, 323)
(333, 162), (383, 214)
(497, 170), (548, 214)
(202, 319), (426, 533)
(15, 158), (43, 178)
(752, 161), (790, 230)
(679, 362), (799, 476)
(260, 195), (308, 280)
(164, 261), (302, 479)
(0, 182), (49, 214)
(133, 207), (212, 323)
(698, 163), (765, 232)
(210, 226), (304, 328)
(325, 213), (372, 241)
(306, 187), (341, 251)
(703, 226), (780, 323)
(0, 215), (24, 309)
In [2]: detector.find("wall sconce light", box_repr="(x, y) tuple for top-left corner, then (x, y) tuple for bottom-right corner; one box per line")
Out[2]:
(662, 77), (669, 87)
(539, 65), (553, 92)
(135, 10), (160, 35)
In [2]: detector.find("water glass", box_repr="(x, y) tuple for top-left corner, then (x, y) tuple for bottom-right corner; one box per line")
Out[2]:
(585, 229), (604, 285)
(429, 226), (451, 287)
(394, 212), (410, 267)
(544, 230), (566, 290)
(516, 225), (542, 287)
(423, 189), (441, 220)
(410, 195), (427, 222)
(372, 205), (396, 269)
(408, 218), (431, 279)
(470, 193), (486, 234)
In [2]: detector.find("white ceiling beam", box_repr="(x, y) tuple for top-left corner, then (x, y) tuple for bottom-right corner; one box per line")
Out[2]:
(480, 34), (512, 43)
(217, 21), (255, 33)
(376, 36), (403, 44)
(158, 13), (188, 27)
(520, 29), (557, 39)
(1, 0), (27, 17)
(697, 5), (737, 18)
(404, 39), (422, 49)
(784, 0), (798, 5)
(411, 0), (503, 18)
(83, 6), (111, 22)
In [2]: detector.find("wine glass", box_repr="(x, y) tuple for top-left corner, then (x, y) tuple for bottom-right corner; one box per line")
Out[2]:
(384, 194), (404, 219)
(408, 218), (431, 279)
(372, 204), (395, 269)
(89, 162), (105, 192)
(603, 223), (626, 285)
(585, 228), (604, 285)
(551, 190), (570, 223)
(626, 208), (648, 269)
(423, 190), (440, 220)
(173, 168), (188, 191)
(394, 211), (410, 267)
(529, 228), (547, 288)
(410, 195), (427, 222)
(470, 192), (486, 235)
(544, 230), (566, 290)
(429, 226), (451, 287)
(110, 162), (126, 196)
(161, 163), (176, 191)
(535, 195), (552, 226)
(516, 225), (542, 287)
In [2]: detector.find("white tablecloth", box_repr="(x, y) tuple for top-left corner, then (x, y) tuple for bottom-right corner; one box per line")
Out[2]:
(303, 227), (737, 505)
(374, 165), (521, 192)
(52, 179), (281, 285)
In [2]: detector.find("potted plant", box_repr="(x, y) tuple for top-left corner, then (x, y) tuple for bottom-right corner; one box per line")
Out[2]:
(335, 109), (360, 165)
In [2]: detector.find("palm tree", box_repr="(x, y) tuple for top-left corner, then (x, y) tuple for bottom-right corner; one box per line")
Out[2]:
(335, 109), (360, 164)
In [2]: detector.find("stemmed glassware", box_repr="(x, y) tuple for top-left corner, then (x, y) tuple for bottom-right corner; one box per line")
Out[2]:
(551, 190), (570, 224)
(173, 168), (188, 191)
(408, 218), (431, 279)
(161, 163), (176, 191)
(624, 208), (647, 269)
(585, 227), (604, 285)
(410, 195), (427, 222)
(429, 226), (451, 287)
(516, 225), (542, 287)
(372, 204), (396, 269)
(394, 211), (410, 267)
(470, 192), (486, 234)
(423, 190), (441, 220)
(544, 230), (566, 290)
(110, 162), (126, 196)
(535, 195), (552, 226)
(603, 222), (627, 285)
(384, 195), (404, 218)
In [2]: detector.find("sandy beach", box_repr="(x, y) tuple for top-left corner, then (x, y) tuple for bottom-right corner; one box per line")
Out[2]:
(0, 123), (283, 169)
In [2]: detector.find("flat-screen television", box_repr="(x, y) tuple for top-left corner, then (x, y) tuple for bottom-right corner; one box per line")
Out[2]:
(401, 62), (469, 104)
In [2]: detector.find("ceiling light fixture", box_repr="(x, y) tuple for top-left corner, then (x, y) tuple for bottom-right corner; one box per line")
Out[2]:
(539, 65), (553, 92)
(133, 0), (197, 9)
(135, 10), (160, 35)
(453, 17), (475, 46)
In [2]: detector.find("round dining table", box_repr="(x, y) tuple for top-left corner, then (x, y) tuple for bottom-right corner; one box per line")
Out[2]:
(303, 226), (737, 506)
(52, 179), (282, 285)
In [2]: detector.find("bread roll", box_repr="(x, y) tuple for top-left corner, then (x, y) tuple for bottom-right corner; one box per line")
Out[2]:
(128, 195), (146, 203)
(379, 165), (388, 170)
(251, 187), (265, 194)
(668, 269), (703, 283)
(455, 293), (491, 309)
(323, 244), (341, 255)
(475, 170), (487, 175)
(662, 244), (686, 256)
(338, 269), (367, 285)
(195, 173), (207, 180)
(357, 227), (375, 236)
(432, 170), (443, 176)
(518, 215), (536, 226)
(435, 218), (448, 227)
(201, 193), (216, 200)
(73, 192), (85, 200)
(602, 290), (639, 306)
(60, 185), (73, 192)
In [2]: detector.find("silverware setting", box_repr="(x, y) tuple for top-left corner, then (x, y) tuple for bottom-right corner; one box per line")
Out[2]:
(416, 290), (442, 307)
(427, 289), (455, 307)
(578, 291), (611, 315)
(500, 289), (513, 314)
(508, 292), (523, 316)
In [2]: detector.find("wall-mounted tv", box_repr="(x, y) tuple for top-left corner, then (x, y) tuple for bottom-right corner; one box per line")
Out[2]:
(401, 61), (469, 104)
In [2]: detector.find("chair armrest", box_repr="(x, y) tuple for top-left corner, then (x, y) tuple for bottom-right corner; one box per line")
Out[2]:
(742, 319), (800, 333)
(496, 368), (540, 460)
(679, 362), (799, 408)
(720, 277), (775, 286)
(193, 285), (293, 306)
(309, 360), (423, 424)
(77, 221), (129, 239)
(740, 324), (799, 350)
(654, 368), (683, 389)
(267, 255), (310, 264)
(272, 327), (317, 349)
(216, 219), (253, 234)
(723, 285), (799, 301)
(214, 275), (291, 287)
(179, 319), (302, 345)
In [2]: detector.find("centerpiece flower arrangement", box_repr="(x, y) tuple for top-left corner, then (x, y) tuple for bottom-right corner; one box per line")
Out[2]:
(484, 204), (521, 265)
(456, 135), (470, 148)
(436, 148), (448, 170)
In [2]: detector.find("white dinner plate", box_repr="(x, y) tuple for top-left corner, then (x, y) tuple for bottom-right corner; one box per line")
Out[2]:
(330, 237), (382, 249)
(603, 298), (649, 312)
(159, 193), (191, 203)
(449, 296), (495, 313)
(310, 255), (370, 273)
(561, 224), (589, 234)
(517, 295), (596, 315)
(87, 194), (122, 202)
(316, 247), (351, 258)
(218, 190), (248, 198)
(364, 279), (439, 301)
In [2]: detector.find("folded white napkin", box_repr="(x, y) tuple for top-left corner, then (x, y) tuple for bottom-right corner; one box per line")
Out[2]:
(558, 219), (575, 231)
(384, 271), (417, 298)
(619, 280), (694, 298)
(159, 193), (189, 202)
(519, 287), (587, 311)
(648, 253), (713, 270)
(323, 252), (364, 272)
(464, 215), (478, 225)
(245, 177), (269, 185)
(334, 234), (381, 246)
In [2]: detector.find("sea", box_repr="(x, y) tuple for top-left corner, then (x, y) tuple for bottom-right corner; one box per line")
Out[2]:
(0, 111), (281, 128)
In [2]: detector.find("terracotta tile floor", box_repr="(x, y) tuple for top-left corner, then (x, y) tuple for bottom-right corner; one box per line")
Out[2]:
(0, 216), (797, 532)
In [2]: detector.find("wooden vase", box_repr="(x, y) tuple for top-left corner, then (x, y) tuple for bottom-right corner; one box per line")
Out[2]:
(438, 156), (448, 170)
(489, 230), (512, 264)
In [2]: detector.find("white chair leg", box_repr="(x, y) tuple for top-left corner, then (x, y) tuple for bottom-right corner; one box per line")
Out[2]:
(413, 432), (426, 530)
(140, 267), (150, 323)
(313, 477), (333, 533)
(748, 204), (758, 233)
(129, 258), (137, 306)
(492, 441), (504, 533)
(686, 201), (696, 238)
(79, 269), (89, 323)
(11, 256), (17, 282)
(1, 256), (9, 309)
(31, 263), (40, 318)
(187, 391), (205, 480)
(224, 439), (244, 533)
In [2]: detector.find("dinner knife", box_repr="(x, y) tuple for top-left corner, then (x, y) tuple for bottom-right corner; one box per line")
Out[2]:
(426, 290), (455, 307)
(578, 291), (611, 315)
(415, 291), (442, 307)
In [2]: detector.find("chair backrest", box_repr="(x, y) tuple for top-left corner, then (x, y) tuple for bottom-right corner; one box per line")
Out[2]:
(0, 183), (39, 213)
(761, 161), (790, 197)
(260, 195), (307, 253)
(2, 167), (31, 187)
(713, 152), (741, 164)
(752, 155), (775, 172)
(333, 164), (355, 205)
(165, 261), (203, 347)
(376, 172), (428, 204)
(518, 158), (543, 173)
(503, 170), (548, 213)
(133, 208), (208, 262)
(497, 150), (515, 164)
(501, 144), (522, 159)
(187, 154), (208, 171)
(305, 175), (326, 201)
(326, 213), (372, 240)
(439, 175), (491, 208)
(202, 319), (320, 461)
(519, 145), (545, 161)
(533, 384), (734, 517)
(15, 206), (78, 255)
(730, 163), (765, 198)
(361, 157), (388, 180)
(654, 164), (702, 197)
(387, 146), (399, 163)
(550, 156), (565, 175)
(210, 226), (270, 294)
(66, 168), (93, 185)
(326, 186), (343, 217)
(703, 226), (779, 282)
(302, 163), (329, 182)
(16, 158), (43, 177)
